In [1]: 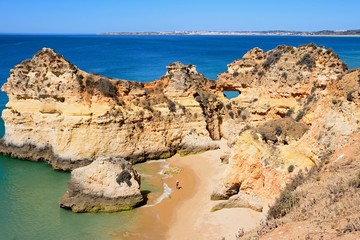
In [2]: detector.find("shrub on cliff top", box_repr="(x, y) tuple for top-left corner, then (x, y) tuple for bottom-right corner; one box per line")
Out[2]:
(325, 48), (334, 54)
(296, 53), (316, 69)
(217, 102), (224, 110)
(307, 42), (317, 49)
(96, 78), (118, 98)
(347, 91), (355, 102)
(76, 74), (85, 92)
(263, 49), (283, 69)
(228, 111), (234, 119)
(226, 103), (232, 110)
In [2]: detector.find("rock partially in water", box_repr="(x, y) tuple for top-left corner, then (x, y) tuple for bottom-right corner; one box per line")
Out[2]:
(60, 158), (143, 212)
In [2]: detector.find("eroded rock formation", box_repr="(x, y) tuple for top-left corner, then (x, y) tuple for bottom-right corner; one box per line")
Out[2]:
(211, 44), (360, 209)
(1, 44), (359, 214)
(217, 44), (348, 142)
(60, 158), (143, 212)
(0, 48), (219, 170)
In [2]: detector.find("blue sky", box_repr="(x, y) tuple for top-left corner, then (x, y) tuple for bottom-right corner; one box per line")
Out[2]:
(0, 0), (359, 33)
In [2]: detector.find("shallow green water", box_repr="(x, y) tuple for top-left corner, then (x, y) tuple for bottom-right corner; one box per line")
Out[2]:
(0, 155), (165, 240)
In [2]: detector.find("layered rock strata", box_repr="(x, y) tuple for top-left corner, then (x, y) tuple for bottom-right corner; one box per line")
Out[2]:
(60, 158), (143, 212)
(0, 48), (219, 170)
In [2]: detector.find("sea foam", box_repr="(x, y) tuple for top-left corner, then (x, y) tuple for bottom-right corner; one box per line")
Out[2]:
(142, 183), (172, 208)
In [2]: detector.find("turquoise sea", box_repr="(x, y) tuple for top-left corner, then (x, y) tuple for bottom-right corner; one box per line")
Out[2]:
(0, 35), (359, 240)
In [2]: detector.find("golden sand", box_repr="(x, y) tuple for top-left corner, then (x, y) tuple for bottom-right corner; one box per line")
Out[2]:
(121, 139), (264, 240)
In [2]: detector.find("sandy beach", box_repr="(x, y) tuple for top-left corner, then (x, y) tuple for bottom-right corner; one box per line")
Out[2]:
(121, 139), (264, 240)
(166, 139), (265, 240)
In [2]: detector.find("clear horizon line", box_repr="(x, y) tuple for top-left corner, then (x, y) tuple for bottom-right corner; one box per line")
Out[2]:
(1, 29), (359, 35)
(101, 29), (360, 32)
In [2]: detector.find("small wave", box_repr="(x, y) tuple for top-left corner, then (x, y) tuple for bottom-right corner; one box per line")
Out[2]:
(142, 183), (172, 208)
(158, 162), (170, 175)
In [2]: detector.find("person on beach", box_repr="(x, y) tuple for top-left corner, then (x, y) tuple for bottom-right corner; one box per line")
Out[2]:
(176, 180), (182, 190)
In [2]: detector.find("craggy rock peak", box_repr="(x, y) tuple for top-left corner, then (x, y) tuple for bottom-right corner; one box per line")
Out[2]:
(217, 44), (349, 141)
(60, 158), (143, 212)
(0, 48), (220, 170)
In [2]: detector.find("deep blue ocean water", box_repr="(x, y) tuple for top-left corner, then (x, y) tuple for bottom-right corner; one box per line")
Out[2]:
(0, 35), (359, 240)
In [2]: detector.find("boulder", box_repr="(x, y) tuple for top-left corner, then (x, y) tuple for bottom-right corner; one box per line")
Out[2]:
(211, 192), (263, 212)
(211, 182), (240, 200)
(60, 158), (143, 212)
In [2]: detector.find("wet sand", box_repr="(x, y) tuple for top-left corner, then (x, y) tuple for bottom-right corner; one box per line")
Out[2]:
(120, 139), (264, 239)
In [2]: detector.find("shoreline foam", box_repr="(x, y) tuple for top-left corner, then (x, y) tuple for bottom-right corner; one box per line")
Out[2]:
(142, 183), (172, 208)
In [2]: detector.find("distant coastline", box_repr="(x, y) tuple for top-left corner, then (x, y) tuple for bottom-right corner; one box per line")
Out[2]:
(99, 29), (360, 36)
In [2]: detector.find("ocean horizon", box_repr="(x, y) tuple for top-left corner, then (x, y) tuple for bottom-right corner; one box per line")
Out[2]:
(0, 35), (359, 240)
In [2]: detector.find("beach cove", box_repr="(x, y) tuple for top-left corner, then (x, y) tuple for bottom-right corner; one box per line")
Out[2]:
(121, 139), (264, 240)
(0, 139), (263, 240)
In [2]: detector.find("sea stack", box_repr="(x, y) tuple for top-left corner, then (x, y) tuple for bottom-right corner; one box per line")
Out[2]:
(60, 158), (143, 212)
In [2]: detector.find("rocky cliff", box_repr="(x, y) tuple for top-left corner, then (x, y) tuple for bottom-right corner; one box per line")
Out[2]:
(1, 44), (359, 215)
(211, 44), (360, 210)
(0, 48), (219, 170)
(217, 44), (348, 142)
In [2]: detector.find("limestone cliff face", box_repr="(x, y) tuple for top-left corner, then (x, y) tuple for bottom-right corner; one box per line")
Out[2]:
(0, 48), (218, 170)
(212, 44), (360, 209)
